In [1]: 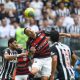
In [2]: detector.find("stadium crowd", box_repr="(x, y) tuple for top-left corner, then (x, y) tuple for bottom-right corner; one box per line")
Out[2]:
(0, 0), (80, 49)
(0, 0), (80, 80)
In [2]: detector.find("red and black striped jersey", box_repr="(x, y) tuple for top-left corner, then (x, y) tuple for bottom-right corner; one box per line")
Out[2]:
(27, 31), (51, 58)
(16, 56), (30, 75)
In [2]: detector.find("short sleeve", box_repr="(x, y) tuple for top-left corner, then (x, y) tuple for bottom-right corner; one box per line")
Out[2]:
(50, 46), (58, 56)
(2, 48), (10, 56)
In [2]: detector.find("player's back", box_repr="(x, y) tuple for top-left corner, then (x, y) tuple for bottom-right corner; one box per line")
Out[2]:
(51, 42), (75, 80)
(27, 31), (51, 58)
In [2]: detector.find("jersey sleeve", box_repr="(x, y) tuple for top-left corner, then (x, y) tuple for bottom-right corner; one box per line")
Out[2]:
(50, 45), (58, 56)
(2, 48), (10, 56)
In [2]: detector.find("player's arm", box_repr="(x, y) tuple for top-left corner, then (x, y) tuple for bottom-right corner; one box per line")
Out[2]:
(4, 52), (18, 61)
(59, 33), (80, 38)
(4, 52), (28, 61)
(4, 50), (28, 61)
(50, 46), (58, 80)
(50, 54), (57, 80)
(59, 33), (71, 37)
(70, 34), (80, 38)
(71, 51), (78, 66)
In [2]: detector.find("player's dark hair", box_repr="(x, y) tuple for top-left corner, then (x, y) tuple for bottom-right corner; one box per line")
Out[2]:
(50, 30), (59, 42)
(24, 28), (27, 34)
(8, 38), (15, 46)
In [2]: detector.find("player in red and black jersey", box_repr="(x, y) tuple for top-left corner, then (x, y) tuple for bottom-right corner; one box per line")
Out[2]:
(15, 50), (31, 80)
(24, 28), (52, 80)
(26, 30), (50, 58)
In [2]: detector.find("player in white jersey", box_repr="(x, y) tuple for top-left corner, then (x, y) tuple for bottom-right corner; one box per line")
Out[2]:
(49, 30), (77, 80)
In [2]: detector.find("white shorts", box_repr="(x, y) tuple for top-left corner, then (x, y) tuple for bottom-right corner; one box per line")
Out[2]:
(32, 57), (52, 77)
(15, 75), (28, 80)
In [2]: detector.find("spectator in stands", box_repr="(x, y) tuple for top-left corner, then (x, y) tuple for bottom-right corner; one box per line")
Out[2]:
(45, 1), (56, 26)
(5, 0), (16, 13)
(54, 17), (66, 33)
(56, 2), (70, 17)
(58, 0), (71, 7)
(0, 17), (11, 39)
(0, 0), (6, 4)
(25, 1), (30, 9)
(0, 4), (7, 20)
(46, 1), (56, 20)
(42, 0), (48, 6)
(66, 15), (80, 33)
(26, 18), (39, 32)
(65, 15), (80, 50)
(10, 18), (20, 38)
(40, 6), (54, 27)
(62, 13), (74, 27)
(71, 1), (80, 15)
(30, 0), (43, 26)
(40, 18), (52, 32)
(4, 0), (18, 22)
(24, 18), (30, 28)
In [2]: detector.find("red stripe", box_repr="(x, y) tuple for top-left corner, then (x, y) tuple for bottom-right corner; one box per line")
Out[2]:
(38, 37), (48, 48)
(31, 33), (45, 47)
(17, 57), (30, 62)
(40, 43), (49, 52)
(41, 50), (50, 55)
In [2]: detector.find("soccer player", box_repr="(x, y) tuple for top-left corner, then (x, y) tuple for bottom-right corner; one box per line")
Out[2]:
(24, 28), (52, 80)
(0, 38), (27, 80)
(49, 30), (77, 80)
(15, 50), (30, 80)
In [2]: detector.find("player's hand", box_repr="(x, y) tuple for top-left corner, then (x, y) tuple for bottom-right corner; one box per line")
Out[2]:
(30, 47), (36, 53)
(50, 74), (54, 80)
(20, 52), (28, 56)
(59, 33), (71, 37)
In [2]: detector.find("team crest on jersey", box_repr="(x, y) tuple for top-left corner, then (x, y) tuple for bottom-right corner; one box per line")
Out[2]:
(23, 57), (27, 61)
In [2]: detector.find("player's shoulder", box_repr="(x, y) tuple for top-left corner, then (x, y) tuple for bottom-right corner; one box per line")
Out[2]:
(4, 48), (11, 52)
(2, 48), (11, 56)
(50, 42), (58, 50)
(61, 43), (70, 48)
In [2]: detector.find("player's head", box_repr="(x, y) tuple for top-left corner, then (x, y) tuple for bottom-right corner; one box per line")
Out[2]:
(50, 30), (59, 43)
(24, 28), (36, 39)
(8, 38), (18, 49)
